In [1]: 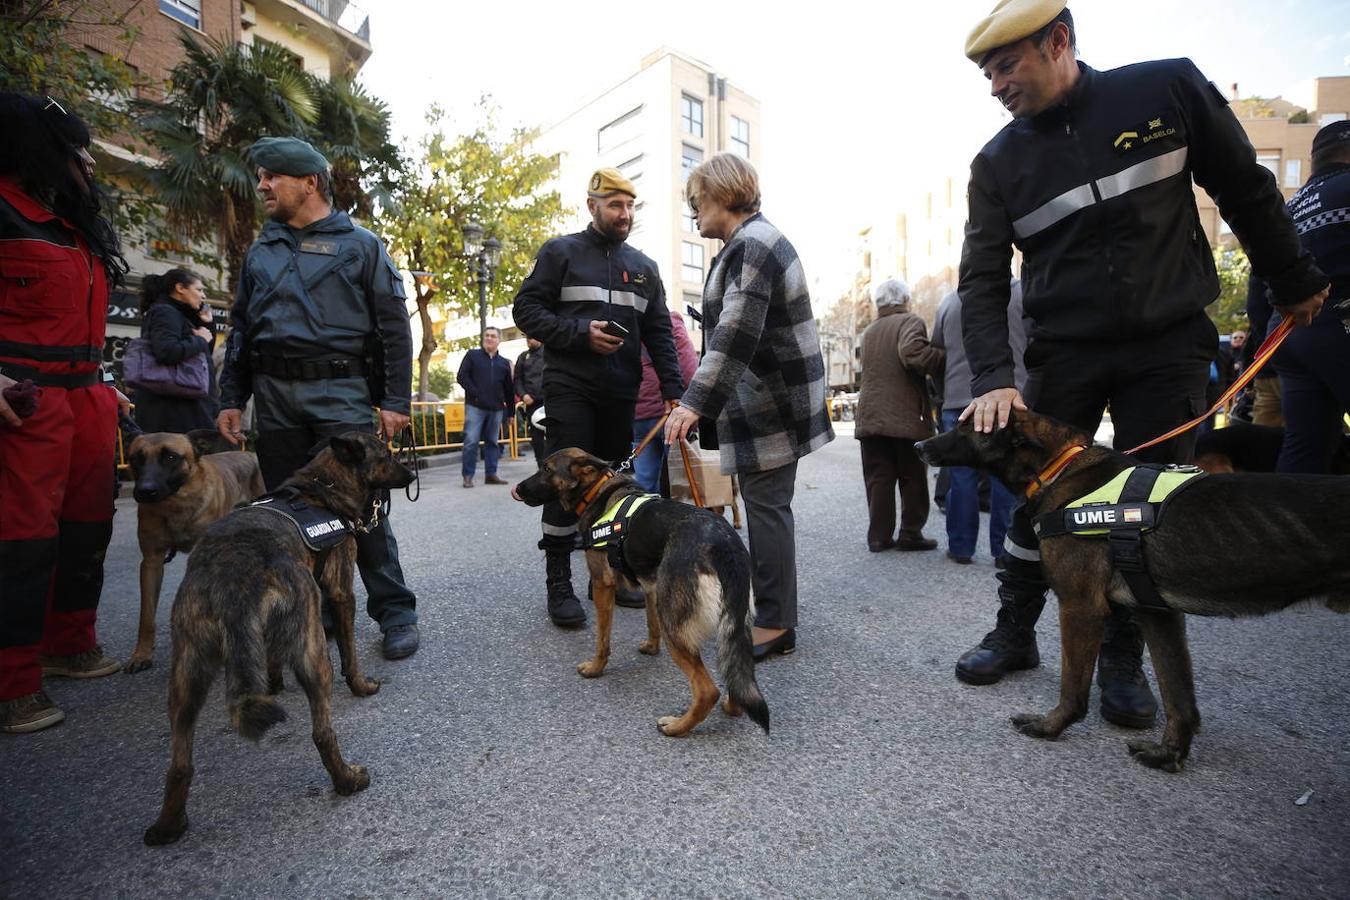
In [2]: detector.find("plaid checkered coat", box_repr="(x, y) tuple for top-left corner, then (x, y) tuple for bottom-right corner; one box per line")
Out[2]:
(681, 214), (834, 474)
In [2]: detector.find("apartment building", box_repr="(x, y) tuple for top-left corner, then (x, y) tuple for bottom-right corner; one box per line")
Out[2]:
(532, 47), (762, 329)
(1197, 75), (1350, 246)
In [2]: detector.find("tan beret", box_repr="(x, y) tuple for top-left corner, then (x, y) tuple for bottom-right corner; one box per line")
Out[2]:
(965, 0), (1068, 65)
(587, 167), (636, 199)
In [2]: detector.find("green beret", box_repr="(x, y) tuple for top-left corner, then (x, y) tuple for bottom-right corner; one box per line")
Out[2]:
(966, 0), (1068, 65)
(248, 136), (329, 176)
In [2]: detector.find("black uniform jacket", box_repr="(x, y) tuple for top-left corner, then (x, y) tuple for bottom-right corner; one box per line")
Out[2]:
(512, 225), (683, 403)
(960, 59), (1328, 396)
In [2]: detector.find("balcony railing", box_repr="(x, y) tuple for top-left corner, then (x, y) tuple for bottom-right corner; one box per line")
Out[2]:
(295, 0), (370, 41)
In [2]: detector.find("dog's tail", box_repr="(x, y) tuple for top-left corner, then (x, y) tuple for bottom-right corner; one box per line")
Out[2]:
(712, 541), (770, 733)
(224, 618), (286, 741)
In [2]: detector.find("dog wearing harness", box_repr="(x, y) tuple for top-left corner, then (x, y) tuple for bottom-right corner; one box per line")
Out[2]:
(917, 407), (1350, 773)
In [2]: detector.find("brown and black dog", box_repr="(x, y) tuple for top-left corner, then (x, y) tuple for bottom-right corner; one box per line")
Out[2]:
(126, 429), (265, 673)
(917, 408), (1350, 772)
(513, 448), (769, 737)
(143, 433), (414, 846)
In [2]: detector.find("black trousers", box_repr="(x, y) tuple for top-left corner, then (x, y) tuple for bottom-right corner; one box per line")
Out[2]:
(999, 313), (1215, 617)
(538, 385), (636, 551)
(254, 423), (417, 630)
(1274, 309), (1350, 473)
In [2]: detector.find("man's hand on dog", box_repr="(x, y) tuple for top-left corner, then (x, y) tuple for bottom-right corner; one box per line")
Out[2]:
(961, 387), (1027, 433)
(1277, 286), (1329, 327)
(587, 320), (623, 355)
(378, 409), (410, 439)
(217, 408), (244, 446)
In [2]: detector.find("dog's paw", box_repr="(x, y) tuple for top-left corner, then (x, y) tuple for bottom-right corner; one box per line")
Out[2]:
(348, 677), (380, 697)
(1010, 712), (1061, 740)
(1126, 739), (1185, 773)
(576, 659), (607, 678)
(637, 640), (660, 656)
(334, 764), (370, 796)
(123, 655), (153, 674)
(657, 715), (691, 737)
(143, 817), (187, 846)
(721, 696), (743, 718)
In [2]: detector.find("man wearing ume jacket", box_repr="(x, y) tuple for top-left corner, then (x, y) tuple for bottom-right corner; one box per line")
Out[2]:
(953, 1), (1329, 728)
(512, 168), (683, 627)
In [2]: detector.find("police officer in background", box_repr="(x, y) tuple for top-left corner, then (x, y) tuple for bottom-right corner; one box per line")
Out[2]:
(217, 137), (420, 661)
(512, 168), (684, 627)
(1250, 120), (1350, 473)
(955, 2), (1328, 727)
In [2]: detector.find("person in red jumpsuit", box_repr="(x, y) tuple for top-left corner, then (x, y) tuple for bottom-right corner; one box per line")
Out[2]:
(0, 93), (131, 734)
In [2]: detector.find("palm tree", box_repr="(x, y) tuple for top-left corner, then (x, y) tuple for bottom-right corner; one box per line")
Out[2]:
(140, 34), (401, 292)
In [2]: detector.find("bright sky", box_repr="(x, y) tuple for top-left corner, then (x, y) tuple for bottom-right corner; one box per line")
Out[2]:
(362, 0), (1350, 302)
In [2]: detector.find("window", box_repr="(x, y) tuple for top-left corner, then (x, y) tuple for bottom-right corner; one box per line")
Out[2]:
(681, 143), (703, 181)
(159, 0), (200, 28)
(598, 105), (643, 154)
(682, 204), (697, 233)
(1284, 159), (1302, 188)
(730, 116), (750, 157)
(681, 94), (703, 137)
(1256, 153), (1280, 179)
(617, 154), (644, 183)
(682, 242), (704, 284)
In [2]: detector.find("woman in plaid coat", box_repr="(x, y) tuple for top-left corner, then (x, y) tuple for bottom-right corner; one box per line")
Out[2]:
(666, 153), (834, 660)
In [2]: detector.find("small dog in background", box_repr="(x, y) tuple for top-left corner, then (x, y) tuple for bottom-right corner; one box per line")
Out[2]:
(125, 429), (265, 673)
(143, 433), (414, 846)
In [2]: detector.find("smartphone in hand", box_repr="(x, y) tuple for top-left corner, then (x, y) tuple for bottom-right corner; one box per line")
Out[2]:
(601, 320), (629, 339)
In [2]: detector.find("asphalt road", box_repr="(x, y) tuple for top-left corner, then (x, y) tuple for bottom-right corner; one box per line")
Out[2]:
(3, 425), (1347, 898)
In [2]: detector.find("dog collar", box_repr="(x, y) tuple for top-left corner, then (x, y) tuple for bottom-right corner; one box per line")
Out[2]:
(1025, 444), (1088, 499)
(574, 471), (616, 517)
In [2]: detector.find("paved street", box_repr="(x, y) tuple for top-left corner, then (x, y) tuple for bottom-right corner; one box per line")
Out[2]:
(3, 428), (1347, 898)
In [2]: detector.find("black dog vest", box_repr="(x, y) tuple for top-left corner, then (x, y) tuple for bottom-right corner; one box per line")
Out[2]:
(246, 487), (352, 552)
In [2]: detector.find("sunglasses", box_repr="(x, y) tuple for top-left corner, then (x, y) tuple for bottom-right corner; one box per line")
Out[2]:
(43, 96), (67, 115)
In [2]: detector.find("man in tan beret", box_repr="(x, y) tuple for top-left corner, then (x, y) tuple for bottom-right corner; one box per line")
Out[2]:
(952, 3), (1330, 728)
(512, 169), (684, 626)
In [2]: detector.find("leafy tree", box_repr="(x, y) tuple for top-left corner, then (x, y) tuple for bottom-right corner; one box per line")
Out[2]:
(139, 33), (401, 291)
(1209, 245), (1250, 334)
(380, 102), (564, 399)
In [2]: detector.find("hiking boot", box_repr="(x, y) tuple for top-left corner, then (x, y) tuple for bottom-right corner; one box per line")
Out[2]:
(484, 475), (508, 485)
(614, 585), (645, 609)
(955, 592), (1044, 685)
(896, 533), (938, 551)
(545, 550), (586, 628)
(382, 624), (420, 660)
(1098, 610), (1157, 728)
(40, 645), (120, 679)
(0, 690), (65, 734)
(462, 476), (474, 488)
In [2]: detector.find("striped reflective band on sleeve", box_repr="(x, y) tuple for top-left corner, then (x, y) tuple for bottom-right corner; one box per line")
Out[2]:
(1011, 147), (1189, 240)
(559, 285), (649, 313)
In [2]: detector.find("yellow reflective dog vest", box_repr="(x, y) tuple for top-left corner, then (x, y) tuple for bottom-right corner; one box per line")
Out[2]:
(582, 492), (659, 581)
(1033, 465), (1205, 609)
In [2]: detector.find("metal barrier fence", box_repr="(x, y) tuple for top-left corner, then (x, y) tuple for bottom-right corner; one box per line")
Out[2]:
(116, 400), (531, 476)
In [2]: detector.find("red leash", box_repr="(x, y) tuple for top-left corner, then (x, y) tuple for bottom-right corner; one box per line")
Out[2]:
(1124, 314), (1294, 456)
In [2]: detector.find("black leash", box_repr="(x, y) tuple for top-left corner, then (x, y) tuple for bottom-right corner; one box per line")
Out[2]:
(395, 424), (420, 503)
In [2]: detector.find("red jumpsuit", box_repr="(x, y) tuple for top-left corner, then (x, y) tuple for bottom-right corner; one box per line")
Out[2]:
(0, 175), (117, 701)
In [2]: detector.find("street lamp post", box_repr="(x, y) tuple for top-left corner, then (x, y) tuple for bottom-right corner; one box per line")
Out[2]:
(461, 221), (502, 342)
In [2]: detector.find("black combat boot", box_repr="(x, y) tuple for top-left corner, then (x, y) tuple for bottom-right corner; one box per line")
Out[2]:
(955, 588), (1044, 685)
(545, 550), (586, 628)
(1097, 608), (1157, 728)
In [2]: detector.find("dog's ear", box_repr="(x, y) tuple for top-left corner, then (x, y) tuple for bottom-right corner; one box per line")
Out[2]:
(186, 429), (226, 459)
(329, 434), (367, 466)
(572, 462), (598, 482)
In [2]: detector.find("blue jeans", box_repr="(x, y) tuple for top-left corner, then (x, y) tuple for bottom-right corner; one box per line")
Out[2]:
(462, 405), (503, 478)
(631, 416), (668, 493)
(940, 408), (1015, 559)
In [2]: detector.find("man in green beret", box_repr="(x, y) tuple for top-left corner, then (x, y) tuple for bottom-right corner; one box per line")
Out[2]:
(217, 136), (421, 660)
(952, 3), (1329, 728)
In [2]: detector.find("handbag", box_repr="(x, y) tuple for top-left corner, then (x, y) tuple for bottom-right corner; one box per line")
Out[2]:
(666, 437), (735, 508)
(123, 337), (210, 399)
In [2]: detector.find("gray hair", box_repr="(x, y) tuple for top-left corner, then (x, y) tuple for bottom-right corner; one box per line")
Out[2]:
(874, 278), (911, 309)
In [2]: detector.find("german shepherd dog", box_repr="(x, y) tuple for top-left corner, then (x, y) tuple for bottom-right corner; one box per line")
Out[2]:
(917, 408), (1350, 771)
(126, 429), (265, 673)
(143, 433), (414, 846)
(513, 448), (769, 737)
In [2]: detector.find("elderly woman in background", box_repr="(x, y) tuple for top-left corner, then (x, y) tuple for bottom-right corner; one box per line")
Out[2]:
(665, 153), (834, 660)
(854, 278), (945, 553)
